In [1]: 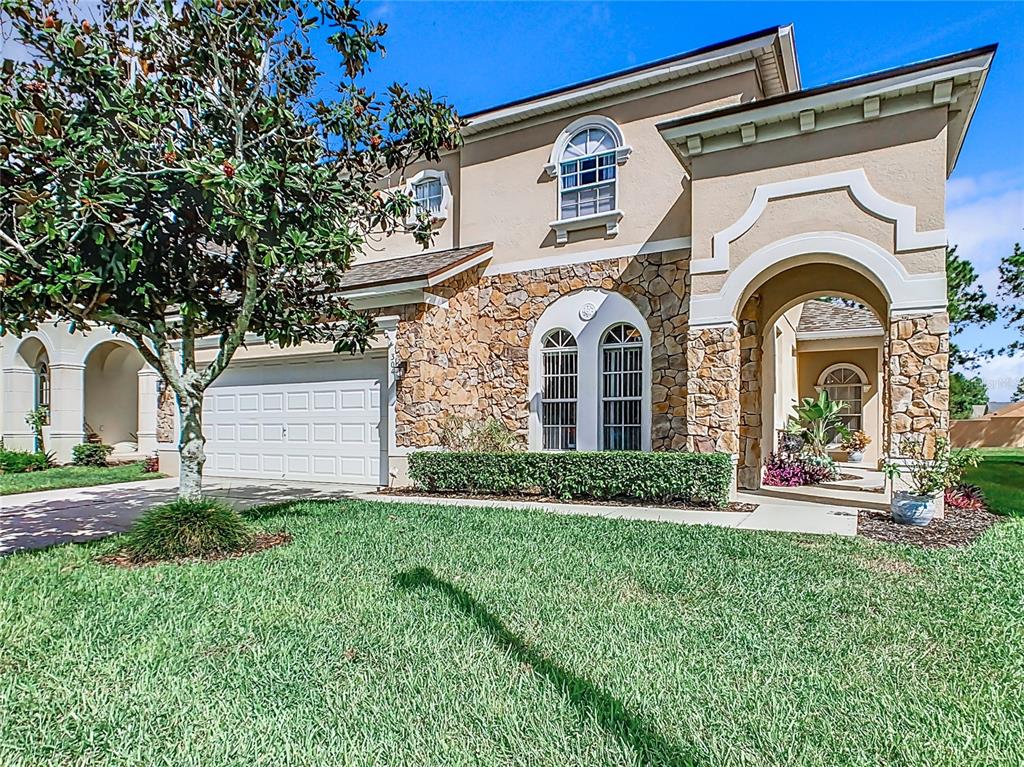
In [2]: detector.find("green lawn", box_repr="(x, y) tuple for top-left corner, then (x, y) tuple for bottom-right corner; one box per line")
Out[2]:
(0, 462), (164, 496)
(1, 500), (1022, 766)
(964, 448), (1024, 517)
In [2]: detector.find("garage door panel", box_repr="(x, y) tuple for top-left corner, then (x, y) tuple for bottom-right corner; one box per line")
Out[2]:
(204, 356), (386, 485)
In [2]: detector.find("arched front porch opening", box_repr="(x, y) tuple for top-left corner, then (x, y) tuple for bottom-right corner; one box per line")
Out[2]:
(84, 341), (145, 453)
(11, 337), (52, 451)
(734, 260), (891, 491)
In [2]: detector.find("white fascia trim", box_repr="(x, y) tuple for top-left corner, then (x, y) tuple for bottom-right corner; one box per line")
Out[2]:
(466, 62), (758, 145)
(550, 210), (624, 245)
(464, 32), (780, 137)
(689, 231), (947, 327)
(424, 250), (494, 286)
(695, 168), (946, 275)
(421, 291), (448, 308)
(777, 24), (802, 92)
(483, 236), (691, 277)
(544, 115), (631, 177)
(659, 50), (993, 143)
(796, 328), (884, 341)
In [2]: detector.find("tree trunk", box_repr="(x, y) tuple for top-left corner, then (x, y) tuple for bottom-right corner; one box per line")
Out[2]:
(177, 394), (206, 501)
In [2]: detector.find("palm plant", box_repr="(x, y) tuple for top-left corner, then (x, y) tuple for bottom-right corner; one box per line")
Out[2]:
(787, 390), (849, 457)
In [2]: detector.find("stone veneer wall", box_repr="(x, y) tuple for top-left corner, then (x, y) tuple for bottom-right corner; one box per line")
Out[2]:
(684, 325), (740, 455)
(736, 296), (762, 489)
(156, 386), (176, 444)
(887, 311), (950, 456)
(392, 252), (692, 450)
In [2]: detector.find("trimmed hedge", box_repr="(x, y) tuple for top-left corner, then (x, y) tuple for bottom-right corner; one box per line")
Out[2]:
(408, 450), (733, 508)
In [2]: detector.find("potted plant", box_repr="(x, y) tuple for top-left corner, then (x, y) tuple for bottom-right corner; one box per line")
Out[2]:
(841, 430), (871, 462)
(787, 390), (849, 458)
(883, 437), (973, 526)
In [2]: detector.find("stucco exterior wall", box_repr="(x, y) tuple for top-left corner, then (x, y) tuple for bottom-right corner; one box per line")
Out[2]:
(690, 108), (949, 298)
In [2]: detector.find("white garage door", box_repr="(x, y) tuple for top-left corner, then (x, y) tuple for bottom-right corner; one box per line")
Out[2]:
(203, 354), (387, 486)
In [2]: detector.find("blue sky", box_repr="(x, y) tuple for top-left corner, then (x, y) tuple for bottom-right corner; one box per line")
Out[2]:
(352, 1), (1024, 400)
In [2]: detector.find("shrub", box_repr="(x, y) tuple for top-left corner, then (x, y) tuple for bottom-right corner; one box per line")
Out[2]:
(72, 442), (114, 467)
(945, 483), (987, 511)
(407, 450), (733, 507)
(762, 452), (838, 487)
(0, 448), (53, 474)
(123, 498), (251, 561)
(841, 430), (871, 453)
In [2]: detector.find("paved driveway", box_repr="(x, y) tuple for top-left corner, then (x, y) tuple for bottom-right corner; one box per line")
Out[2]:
(0, 478), (362, 556)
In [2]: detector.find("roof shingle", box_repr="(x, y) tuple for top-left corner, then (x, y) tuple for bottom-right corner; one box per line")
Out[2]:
(796, 299), (882, 334)
(338, 243), (493, 291)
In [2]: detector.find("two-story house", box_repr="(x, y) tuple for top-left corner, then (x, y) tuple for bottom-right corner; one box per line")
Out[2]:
(0, 25), (995, 493)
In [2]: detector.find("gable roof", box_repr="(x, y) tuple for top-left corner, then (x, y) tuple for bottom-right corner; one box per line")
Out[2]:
(463, 25), (799, 138)
(338, 243), (494, 293)
(796, 299), (882, 335)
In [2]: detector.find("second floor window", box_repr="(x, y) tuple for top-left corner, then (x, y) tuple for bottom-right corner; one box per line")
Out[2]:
(559, 126), (617, 221)
(412, 177), (444, 216)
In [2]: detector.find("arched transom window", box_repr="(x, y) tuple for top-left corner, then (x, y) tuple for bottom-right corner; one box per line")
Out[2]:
(541, 330), (578, 450)
(821, 365), (865, 438)
(559, 126), (618, 221)
(600, 323), (643, 451)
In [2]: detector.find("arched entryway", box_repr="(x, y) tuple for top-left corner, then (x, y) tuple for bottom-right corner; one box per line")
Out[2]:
(84, 341), (145, 452)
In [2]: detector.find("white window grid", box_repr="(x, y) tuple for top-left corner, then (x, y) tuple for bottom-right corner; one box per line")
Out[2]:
(541, 330), (578, 451)
(600, 323), (643, 451)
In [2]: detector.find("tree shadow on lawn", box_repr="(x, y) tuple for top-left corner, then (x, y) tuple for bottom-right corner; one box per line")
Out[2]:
(393, 566), (700, 767)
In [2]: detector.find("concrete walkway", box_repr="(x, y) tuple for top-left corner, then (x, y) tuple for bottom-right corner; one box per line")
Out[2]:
(0, 478), (360, 556)
(2, 477), (860, 557)
(353, 490), (860, 537)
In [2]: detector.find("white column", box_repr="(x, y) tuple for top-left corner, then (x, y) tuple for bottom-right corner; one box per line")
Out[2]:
(0, 367), (38, 451)
(137, 366), (161, 454)
(47, 363), (86, 464)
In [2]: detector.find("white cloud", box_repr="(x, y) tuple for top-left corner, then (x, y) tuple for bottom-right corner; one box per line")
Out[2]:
(974, 354), (1024, 402)
(946, 186), (1024, 261)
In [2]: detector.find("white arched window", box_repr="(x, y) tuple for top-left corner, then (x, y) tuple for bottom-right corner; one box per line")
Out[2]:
(558, 126), (618, 221)
(541, 330), (578, 450)
(819, 364), (866, 439)
(404, 169), (452, 223)
(600, 323), (643, 451)
(35, 361), (50, 411)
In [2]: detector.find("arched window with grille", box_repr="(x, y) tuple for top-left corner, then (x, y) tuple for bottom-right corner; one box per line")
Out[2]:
(35, 361), (50, 411)
(600, 323), (643, 451)
(541, 330), (578, 450)
(558, 126), (619, 221)
(819, 365), (866, 441)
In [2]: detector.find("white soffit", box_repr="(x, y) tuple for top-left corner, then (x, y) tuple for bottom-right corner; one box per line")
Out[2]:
(463, 29), (792, 139)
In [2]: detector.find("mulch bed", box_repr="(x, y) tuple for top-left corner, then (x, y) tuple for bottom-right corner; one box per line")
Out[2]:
(97, 531), (292, 569)
(857, 505), (1004, 549)
(377, 487), (757, 513)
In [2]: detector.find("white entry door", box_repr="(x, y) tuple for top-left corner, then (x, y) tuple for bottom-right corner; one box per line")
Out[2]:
(203, 354), (387, 485)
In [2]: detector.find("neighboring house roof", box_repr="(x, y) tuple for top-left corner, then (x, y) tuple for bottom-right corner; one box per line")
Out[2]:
(463, 25), (799, 138)
(337, 243), (494, 293)
(658, 43), (996, 174)
(990, 401), (1024, 418)
(796, 299), (883, 336)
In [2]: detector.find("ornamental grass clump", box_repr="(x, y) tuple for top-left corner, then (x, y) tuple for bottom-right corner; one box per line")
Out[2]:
(123, 498), (251, 562)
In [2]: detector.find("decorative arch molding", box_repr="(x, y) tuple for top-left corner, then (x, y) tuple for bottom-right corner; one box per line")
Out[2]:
(816, 362), (872, 392)
(403, 168), (453, 225)
(693, 168), (948, 275)
(689, 231), (947, 327)
(528, 289), (651, 451)
(3, 331), (56, 370)
(544, 114), (632, 178)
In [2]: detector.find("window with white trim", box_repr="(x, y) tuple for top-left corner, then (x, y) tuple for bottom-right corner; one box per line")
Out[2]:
(822, 366), (864, 440)
(541, 330), (578, 450)
(559, 127), (618, 221)
(600, 323), (643, 451)
(35, 361), (50, 410)
(412, 177), (444, 216)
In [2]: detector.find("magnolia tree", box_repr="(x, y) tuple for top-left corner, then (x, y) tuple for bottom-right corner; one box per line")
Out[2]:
(0, 0), (461, 497)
